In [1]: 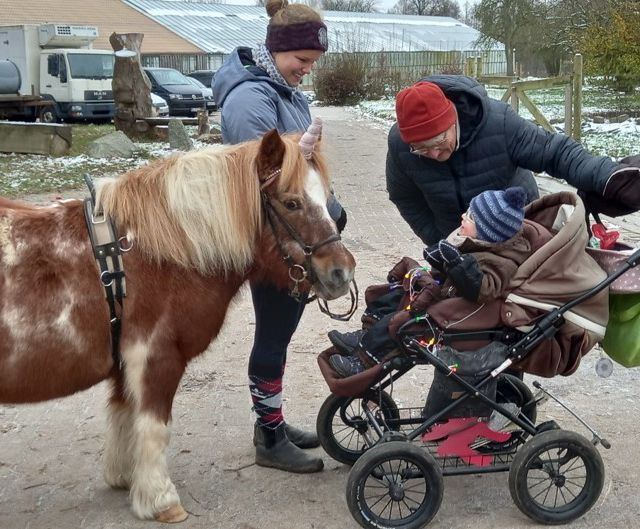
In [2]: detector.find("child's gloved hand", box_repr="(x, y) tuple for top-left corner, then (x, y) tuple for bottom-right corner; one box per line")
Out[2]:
(438, 240), (462, 265)
(423, 244), (445, 271)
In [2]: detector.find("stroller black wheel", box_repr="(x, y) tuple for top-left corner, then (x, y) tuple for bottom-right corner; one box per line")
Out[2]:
(347, 441), (443, 529)
(477, 374), (537, 453)
(317, 391), (399, 466)
(508, 429), (604, 524)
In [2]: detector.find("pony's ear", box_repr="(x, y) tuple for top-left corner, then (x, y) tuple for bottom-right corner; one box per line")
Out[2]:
(256, 129), (286, 187)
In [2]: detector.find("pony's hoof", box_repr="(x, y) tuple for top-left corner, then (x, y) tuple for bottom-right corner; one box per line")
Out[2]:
(156, 505), (188, 523)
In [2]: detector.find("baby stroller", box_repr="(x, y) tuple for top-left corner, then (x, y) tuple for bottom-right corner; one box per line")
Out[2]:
(317, 192), (637, 529)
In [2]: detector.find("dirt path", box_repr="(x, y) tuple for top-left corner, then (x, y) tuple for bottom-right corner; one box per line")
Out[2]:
(1, 107), (639, 529)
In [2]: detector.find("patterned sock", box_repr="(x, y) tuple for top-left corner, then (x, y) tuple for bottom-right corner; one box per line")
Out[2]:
(249, 375), (283, 429)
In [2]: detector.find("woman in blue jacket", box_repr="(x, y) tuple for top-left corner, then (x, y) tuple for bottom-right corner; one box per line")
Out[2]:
(386, 77), (640, 246)
(212, 0), (344, 474)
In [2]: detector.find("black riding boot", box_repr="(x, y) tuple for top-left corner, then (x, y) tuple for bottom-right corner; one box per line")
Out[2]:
(254, 423), (324, 473)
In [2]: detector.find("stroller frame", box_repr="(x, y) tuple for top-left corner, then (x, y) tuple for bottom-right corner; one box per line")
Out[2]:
(318, 247), (640, 529)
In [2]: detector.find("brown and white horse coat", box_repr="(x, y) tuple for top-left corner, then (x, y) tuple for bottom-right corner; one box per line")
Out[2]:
(0, 127), (355, 521)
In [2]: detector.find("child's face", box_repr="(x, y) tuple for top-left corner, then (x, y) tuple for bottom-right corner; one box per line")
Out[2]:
(459, 208), (478, 238)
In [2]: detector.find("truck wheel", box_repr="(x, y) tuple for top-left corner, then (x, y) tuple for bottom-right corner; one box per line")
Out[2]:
(39, 106), (58, 123)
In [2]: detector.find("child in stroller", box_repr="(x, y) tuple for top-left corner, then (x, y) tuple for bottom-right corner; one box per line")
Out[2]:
(328, 186), (533, 379)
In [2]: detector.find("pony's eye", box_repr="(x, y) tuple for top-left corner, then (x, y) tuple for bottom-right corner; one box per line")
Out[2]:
(284, 199), (300, 210)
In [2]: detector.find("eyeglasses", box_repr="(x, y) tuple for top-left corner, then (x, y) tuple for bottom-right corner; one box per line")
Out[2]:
(409, 125), (454, 156)
(462, 208), (475, 223)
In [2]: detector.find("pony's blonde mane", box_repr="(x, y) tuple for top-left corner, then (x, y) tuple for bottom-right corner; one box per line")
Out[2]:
(95, 134), (325, 274)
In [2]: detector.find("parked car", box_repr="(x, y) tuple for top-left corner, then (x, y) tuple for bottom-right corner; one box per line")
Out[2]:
(184, 76), (217, 110)
(187, 69), (216, 88)
(150, 92), (169, 117)
(143, 67), (207, 117)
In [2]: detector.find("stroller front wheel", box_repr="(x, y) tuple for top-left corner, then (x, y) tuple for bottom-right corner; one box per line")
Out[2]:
(347, 441), (443, 529)
(317, 390), (399, 466)
(508, 429), (605, 524)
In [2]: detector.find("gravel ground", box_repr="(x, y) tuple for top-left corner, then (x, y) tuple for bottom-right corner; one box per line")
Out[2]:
(1, 107), (639, 529)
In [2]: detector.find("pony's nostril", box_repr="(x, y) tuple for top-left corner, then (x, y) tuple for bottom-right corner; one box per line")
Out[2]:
(331, 267), (348, 285)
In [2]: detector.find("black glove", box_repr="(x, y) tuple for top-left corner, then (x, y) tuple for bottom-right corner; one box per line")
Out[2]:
(423, 244), (445, 271)
(586, 155), (640, 216)
(336, 207), (347, 233)
(438, 240), (462, 265)
(604, 165), (640, 206)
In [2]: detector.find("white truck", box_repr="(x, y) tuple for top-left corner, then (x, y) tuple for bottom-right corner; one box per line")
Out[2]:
(0, 23), (115, 122)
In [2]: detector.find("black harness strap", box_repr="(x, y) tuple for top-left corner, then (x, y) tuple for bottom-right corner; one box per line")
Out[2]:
(82, 174), (127, 370)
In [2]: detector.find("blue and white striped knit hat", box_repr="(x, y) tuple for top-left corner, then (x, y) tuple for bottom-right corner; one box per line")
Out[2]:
(469, 187), (527, 242)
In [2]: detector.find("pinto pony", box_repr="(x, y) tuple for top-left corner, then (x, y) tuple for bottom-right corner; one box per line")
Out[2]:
(0, 122), (355, 522)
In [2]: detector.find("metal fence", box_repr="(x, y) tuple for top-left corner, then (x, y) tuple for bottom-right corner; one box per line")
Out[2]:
(141, 53), (225, 73)
(141, 49), (507, 86)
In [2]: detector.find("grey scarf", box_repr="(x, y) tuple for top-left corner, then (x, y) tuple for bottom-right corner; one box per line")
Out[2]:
(253, 44), (295, 88)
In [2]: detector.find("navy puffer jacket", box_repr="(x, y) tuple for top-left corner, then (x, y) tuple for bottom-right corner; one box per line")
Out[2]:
(386, 75), (617, 245)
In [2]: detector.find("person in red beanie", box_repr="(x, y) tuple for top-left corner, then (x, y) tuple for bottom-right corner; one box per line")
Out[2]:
(386, 75), (640, 247)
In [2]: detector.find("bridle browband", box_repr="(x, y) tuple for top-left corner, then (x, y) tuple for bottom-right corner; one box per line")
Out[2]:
(259, 168), (358, 321)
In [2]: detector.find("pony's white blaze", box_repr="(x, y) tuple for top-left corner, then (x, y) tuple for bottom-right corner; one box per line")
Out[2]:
(305, 167), (333, 222)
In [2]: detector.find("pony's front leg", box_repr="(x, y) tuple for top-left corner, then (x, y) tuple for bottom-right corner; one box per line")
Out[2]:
(129, 411), (187, 522)
(125, 344), (188, 523)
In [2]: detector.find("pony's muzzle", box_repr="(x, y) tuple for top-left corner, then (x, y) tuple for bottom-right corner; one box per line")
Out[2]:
(312, 254), (356, 300)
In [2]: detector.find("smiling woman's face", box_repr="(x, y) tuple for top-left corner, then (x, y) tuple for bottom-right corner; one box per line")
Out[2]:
(273, 49), (324, 87)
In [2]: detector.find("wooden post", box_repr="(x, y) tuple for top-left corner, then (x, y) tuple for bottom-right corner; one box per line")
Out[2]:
(572, 53), (583, 143)
(109, 32), (154, 140)
(564, 80), (573, 138)
(475, 56), (482, 78)
(197, 109), (210, 136)
(464, 57), (474, 77)
(510, 84), (519, 113)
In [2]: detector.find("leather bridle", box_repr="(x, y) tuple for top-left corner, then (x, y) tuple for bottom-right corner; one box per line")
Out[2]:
(260, 190), (341, 301)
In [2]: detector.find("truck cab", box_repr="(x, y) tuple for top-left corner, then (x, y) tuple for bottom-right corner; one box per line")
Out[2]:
(40, 47), (115, 121)
(0, 24), (115, 122)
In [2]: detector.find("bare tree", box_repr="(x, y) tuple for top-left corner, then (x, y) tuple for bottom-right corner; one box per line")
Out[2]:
(390, 0), (460, 17)
(322, 0), (378, 11)
(473, 0), (537, 75)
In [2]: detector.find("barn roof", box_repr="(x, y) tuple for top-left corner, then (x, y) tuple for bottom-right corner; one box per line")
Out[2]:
(123, 0), (494, 54)
(2, 0), (203, 54)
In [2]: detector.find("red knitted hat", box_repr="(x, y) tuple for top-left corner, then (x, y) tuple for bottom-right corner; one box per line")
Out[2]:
(395, 82), (456, 144)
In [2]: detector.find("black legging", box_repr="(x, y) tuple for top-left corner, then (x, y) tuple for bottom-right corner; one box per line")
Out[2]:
(248, 280), (306, 379)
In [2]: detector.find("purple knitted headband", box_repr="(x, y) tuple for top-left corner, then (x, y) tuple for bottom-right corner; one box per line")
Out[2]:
(266, 20), (328, 52)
